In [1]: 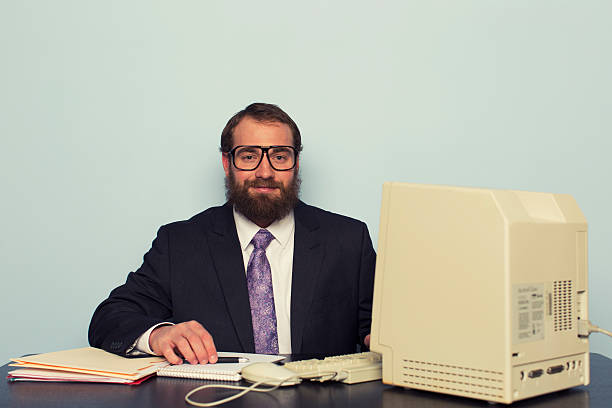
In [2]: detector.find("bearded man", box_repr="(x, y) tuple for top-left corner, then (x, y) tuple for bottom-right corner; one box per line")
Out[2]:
(88, 103), (376, 364)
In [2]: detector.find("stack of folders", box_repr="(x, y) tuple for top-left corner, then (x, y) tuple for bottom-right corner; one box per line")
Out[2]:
(8, 348), (284, 384)
(8, 347), (168, 385)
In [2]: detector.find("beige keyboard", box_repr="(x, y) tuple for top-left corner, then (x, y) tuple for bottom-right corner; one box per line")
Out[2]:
(283, 351), (382, 384)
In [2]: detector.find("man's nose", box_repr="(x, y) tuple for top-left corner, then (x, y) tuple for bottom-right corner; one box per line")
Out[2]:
(254, 153), (274, 178)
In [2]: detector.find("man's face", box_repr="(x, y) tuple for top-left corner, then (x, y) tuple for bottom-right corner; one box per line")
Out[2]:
(222, 116), (300, 226)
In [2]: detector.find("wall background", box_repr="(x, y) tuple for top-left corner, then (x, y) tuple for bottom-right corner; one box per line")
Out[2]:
(1, 1), (611, 364)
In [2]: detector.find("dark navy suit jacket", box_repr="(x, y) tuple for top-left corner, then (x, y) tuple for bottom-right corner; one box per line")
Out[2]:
(88, 201), (376, 356)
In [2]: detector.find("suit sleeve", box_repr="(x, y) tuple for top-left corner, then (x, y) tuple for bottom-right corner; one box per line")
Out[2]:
(88, 226), (175, 355)
(358, 222), (376, 346)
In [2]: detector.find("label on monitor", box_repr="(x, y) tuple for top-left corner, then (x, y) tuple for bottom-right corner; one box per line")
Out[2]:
(513, 284), (545, 343)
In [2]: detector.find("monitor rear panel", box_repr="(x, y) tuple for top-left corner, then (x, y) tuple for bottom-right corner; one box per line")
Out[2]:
(370, 183), (589, 404)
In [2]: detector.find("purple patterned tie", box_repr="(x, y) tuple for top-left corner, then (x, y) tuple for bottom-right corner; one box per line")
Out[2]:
(247, 229), (279, 354)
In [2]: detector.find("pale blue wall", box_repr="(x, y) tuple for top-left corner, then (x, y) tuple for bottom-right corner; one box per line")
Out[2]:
(1, 1), (611, 364)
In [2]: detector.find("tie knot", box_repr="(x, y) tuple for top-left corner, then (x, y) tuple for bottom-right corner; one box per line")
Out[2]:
(251, 229), (274, 250)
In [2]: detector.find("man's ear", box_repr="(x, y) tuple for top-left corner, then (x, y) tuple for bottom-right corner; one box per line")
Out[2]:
(222, 153), (231, 178)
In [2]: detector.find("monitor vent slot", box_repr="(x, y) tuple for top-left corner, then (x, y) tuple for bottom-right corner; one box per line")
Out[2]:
(553, 280), (573, 332)
(401, 359), (504, 399)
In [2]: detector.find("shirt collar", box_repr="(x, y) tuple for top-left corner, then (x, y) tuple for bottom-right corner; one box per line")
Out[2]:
(233, 207), (295, 251)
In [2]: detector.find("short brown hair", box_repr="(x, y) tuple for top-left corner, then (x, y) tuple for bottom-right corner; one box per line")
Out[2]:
(220, 103), (303, 154)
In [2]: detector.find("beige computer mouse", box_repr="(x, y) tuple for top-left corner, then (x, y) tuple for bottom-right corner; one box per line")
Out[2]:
(241, 362), (301, 386)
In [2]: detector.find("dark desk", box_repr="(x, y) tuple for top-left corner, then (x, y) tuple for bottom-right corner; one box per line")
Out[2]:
(2, 353), (611, 408)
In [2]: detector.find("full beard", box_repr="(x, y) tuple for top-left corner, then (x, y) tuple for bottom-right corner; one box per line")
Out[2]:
(225, 169), (301, 226)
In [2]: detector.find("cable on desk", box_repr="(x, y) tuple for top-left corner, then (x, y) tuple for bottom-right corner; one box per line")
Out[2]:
(184, 375), (299, 407)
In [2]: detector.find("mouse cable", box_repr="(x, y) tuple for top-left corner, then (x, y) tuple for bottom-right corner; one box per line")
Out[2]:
(185, 375), (299, 407)
(184, 369), (340, 407)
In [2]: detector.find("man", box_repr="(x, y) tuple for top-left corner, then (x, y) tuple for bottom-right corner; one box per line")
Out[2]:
(89, 103), (376, 365)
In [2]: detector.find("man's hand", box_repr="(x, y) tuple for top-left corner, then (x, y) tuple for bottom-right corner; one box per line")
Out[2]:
(149, 320), (217, 365)
(364, 334), (371, 348)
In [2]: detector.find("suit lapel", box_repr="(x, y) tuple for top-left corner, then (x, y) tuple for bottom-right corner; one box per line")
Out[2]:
(290, 202), (324, 353)
(207, 204), (255, 352)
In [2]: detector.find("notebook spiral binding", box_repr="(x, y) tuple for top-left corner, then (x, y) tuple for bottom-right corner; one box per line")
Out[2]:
(157, 365), (242, 381)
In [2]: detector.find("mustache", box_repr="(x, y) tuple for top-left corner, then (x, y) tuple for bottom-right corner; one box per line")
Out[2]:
(244, 179), (284, 189)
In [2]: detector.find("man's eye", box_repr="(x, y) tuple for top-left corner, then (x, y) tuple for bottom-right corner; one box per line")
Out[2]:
(240, 154), (258, 161)
(237, 149), (260, 160)
(270, 148), (292, 161)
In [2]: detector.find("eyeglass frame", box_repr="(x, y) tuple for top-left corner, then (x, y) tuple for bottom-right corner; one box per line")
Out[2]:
(227, 145), (299, 171)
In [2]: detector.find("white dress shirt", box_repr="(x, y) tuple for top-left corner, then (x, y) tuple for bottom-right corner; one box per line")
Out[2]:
(133, 208), (295, 355)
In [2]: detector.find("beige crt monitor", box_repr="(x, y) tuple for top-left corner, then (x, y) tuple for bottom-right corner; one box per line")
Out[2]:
(370, 183), (589, 404)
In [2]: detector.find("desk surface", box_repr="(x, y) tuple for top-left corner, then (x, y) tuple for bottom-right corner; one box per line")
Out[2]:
(2, 353), (611, 408)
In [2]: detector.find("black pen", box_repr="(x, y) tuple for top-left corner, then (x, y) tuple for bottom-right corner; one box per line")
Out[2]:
(215, 357), (249, 363)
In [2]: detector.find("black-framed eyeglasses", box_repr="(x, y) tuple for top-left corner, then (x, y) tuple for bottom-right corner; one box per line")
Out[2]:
(228, 145), (298, 171)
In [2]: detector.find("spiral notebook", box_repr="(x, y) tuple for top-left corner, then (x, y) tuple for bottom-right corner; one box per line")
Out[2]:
(156, 352), (284, 381)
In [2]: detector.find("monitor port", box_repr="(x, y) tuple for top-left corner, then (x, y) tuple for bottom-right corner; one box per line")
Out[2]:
(547, 365), (564, 375)
(528, 369), (544, 378)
